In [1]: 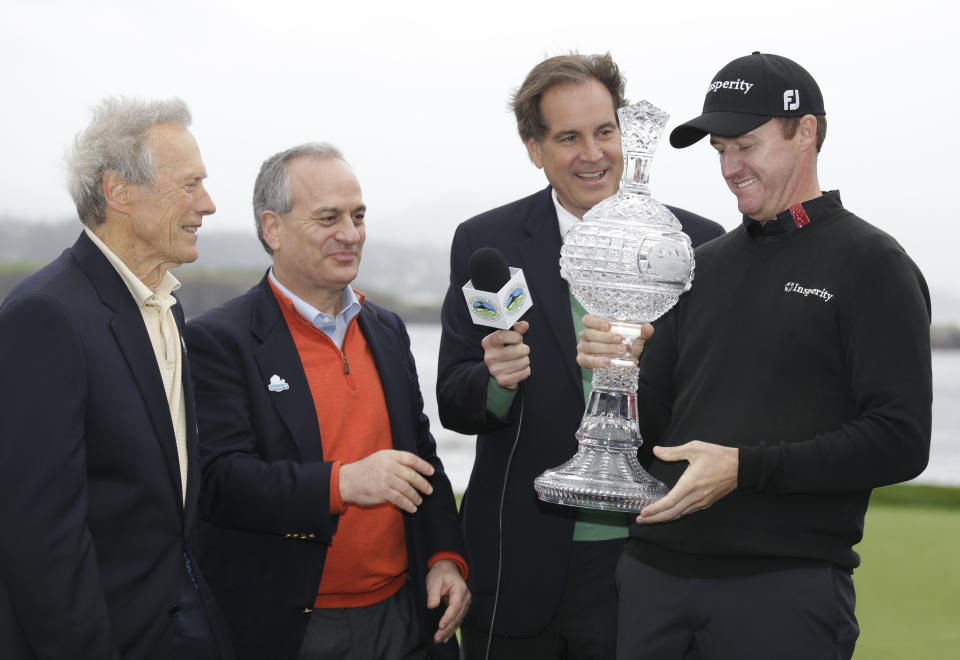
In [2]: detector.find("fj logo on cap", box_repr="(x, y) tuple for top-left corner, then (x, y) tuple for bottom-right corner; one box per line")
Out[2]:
(783, 89), (800, 111)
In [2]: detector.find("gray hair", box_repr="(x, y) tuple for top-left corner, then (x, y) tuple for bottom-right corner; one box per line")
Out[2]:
(66, 97), (192, 227)
(252, 142), (345, 255)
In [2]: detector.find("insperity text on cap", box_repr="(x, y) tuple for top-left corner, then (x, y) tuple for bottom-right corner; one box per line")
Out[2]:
(669, 52), (825, 148)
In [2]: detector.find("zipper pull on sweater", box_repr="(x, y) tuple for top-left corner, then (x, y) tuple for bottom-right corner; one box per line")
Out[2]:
(342, 353), (349, 374)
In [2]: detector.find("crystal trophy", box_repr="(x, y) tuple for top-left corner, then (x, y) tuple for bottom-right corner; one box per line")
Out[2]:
(533, 100), (695, 512)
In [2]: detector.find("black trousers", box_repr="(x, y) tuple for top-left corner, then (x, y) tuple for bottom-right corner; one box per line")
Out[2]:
(615, 553), (859, 660)
(297, 583), (425, 660)
(461, 538), (624, 660)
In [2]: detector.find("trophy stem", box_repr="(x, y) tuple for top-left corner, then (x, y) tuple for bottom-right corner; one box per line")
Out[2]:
(534, 343), (668, 512)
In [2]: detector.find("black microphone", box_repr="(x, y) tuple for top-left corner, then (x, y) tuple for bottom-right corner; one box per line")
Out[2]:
(469, 247), (511, 293)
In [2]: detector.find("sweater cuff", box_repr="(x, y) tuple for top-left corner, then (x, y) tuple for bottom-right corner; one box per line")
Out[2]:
(428, 552), (469, 581)
(737, 446), (763, 491)
(329, 461), (347, 514)
(485, 377), (518, 419)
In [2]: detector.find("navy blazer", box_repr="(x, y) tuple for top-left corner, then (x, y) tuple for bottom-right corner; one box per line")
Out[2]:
(437, 186), (725, 636)
(186, 274), (464, 660)
(0, 232), (232, 660)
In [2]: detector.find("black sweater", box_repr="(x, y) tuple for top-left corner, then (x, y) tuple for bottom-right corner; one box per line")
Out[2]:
(628, 191), (932, 577)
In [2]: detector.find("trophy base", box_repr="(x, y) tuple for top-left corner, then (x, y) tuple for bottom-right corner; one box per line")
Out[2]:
(534, 444), (668, 513)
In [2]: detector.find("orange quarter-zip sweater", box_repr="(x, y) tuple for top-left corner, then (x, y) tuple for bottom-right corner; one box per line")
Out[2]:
(271, 283), (466, 609)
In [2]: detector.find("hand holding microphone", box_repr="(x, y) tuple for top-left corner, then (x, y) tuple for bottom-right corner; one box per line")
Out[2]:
(481, 322), (530, 390)
(465, 247), (534, 390)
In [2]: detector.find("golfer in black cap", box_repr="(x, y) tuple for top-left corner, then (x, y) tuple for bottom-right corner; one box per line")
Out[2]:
(577, 52), (932, 659)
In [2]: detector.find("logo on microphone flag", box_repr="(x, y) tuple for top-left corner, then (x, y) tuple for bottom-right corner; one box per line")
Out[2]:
(461, 267), (533, 329)
(505, 287), (526, 312)
(470, 297), (501, 321)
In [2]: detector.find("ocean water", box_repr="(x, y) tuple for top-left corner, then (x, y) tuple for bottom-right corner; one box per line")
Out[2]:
(406, 323), (960, 493)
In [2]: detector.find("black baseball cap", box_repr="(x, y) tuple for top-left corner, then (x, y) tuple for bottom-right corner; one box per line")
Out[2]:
(670, 52), (825, 148)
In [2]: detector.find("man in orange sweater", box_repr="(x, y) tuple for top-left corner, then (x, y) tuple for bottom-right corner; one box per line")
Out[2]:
(186, 143), (469, 660)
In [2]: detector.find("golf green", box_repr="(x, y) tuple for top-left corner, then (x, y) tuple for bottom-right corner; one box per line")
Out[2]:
(854, 486), (960, 659)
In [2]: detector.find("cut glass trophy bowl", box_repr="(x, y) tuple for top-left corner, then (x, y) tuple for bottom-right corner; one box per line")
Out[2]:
(533, 100), (695, 512)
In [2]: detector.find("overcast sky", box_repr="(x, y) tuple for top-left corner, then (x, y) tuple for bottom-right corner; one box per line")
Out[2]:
(2, 0), (956, 301)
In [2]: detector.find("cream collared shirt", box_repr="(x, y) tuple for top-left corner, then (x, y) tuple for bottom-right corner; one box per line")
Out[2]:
(84, 228), (188, 504)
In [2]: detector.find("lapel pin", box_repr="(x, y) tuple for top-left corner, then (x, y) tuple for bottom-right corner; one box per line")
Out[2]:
(268, 375), (290, 392)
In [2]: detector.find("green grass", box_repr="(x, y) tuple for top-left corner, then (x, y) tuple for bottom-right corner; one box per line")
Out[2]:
(853, 485), (960, 659)
(869, 483), (960, 509)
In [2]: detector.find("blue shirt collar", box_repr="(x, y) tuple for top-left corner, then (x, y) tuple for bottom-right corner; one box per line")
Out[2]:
(268, 268), (362, 348)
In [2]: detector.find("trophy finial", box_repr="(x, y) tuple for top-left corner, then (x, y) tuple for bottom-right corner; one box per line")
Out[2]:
(619, 100), (670, 195)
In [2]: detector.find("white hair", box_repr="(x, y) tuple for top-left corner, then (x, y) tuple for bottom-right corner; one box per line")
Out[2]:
(66, 96), (192, 226)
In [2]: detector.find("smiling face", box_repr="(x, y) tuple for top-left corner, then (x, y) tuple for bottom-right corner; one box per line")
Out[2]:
(125, 123), (215, 276)
(525, 79), (622, 219)
(710, 118), (815, 222)
(263, 156), (366, 312)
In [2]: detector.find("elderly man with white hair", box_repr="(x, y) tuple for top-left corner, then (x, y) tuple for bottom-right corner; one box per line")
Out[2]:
(0, 97), (232, 660)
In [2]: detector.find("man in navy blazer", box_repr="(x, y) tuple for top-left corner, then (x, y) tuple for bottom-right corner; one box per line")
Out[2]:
(0, 98), (230, 659)
(186, 143), (469, 660)
(437, 54), (725, 659)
